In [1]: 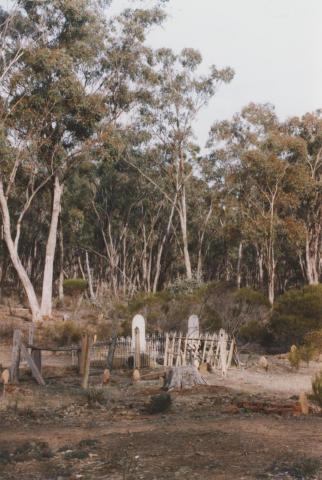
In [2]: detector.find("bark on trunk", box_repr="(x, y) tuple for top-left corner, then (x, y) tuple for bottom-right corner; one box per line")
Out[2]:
(40, 176), (63, 318)
(163, 365), (207, 390)
(0, 179), (41, 321)
(58, 221), (64, 304)
(153, 199), (176, 293)
(237, 241), (243, 289)
(305, 232), (320, 285)
(178, 186), (192, 280)
(85, 250), (96, 302)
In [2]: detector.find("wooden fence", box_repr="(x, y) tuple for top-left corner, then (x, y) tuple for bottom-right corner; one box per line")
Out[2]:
(89, 329), (236, 375)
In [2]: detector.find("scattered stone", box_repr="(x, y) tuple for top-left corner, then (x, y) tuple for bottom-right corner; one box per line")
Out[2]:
(102, 369), (110, 385)
(259, 356), (269, 371)
(132, 368), (140, 382)
(299, 392), (309, 415)
(199, 362), (208, 374)
(1, 369), (10, 385)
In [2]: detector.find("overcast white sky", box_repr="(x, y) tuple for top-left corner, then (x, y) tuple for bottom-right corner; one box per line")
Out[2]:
(2, 0), (322, 146)
(146, 0), (322, 145)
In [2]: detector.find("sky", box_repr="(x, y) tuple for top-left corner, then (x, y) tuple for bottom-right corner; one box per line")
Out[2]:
(2, 0), (322, 147)
(112, 0), (322, 146)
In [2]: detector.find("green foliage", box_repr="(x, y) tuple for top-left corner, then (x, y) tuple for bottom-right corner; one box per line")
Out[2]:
(63, 279), (88, 296)
(288, 345), (301, 370)
(299, 343), (317, 366)
(148, 393), (171, 414)
(42, 320), (82, 346)
(270, 285), (322, 348)
(238, 320), (269, 345)
(234, 288), (270, 307)
(86, 388), (106, 407)
(166, 278), (202, 296)
(312, 371), (322, 407)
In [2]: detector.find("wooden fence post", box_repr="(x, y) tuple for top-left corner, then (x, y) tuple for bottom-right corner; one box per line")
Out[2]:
(81, 335), (92, 389)
(10, 329), (22, 383)
(164, 332), (169, 367)
(20, 344), (45, 386)
(79, 333), (88, 375)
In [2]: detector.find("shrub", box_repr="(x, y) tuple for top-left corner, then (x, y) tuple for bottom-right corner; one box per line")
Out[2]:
(299, 343), (317, 366)
(270, 285), (322, 349)
(41, 320), (82, 346)
(234, 288), (270, 307)
(312, 371), (322, 407)
(305, 329), (322, 352)
(288, 345), (301, 370)
(239, 320), (268, 344)
(86, 388), (106, 407)
(148, 393), (171, 414)
(63, 278), (88, 296)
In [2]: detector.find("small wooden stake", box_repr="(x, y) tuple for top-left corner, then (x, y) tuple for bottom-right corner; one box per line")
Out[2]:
(81, 335), (92, 389)
(10, 329), (22, 384)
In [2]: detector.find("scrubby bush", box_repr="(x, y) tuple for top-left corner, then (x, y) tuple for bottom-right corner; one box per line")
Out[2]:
(305, 329), (322, 353)
(238, 320), (271, 346)
(299, 343), (317, 366)
(41, 320), (82, 346)
(270, 285), (322, 349)
(148, 393), (171, 414)
(63, 278), (88, 296)
(312, 371), (322, 407)
(288, 345), (301, 370)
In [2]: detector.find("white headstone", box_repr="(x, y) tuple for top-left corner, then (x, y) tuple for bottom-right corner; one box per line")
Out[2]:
(187, 314), (199, 338)
(131, 314), (146, 352)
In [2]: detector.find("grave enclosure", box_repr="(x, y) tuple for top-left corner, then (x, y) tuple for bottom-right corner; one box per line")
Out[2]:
(8, 314), (238, 387)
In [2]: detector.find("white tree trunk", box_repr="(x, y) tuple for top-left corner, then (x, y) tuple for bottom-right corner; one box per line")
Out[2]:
(0, 179), (41, 321)
(305, 233), (319, 285)
(237, 241), (243, 289)
(178, 186), (192, 280)
(153, 199), (176, 293)
(40, 176), (63, 318)
(85, 250), (96, 302)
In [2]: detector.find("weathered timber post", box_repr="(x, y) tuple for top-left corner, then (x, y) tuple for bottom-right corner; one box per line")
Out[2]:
(10, 329), (22, 383)
(107, 331), (117, 371)
(219, 329), (228, 376)
(134, 327), (141, 370)
(81, 335), (92, 389)
(79, 333), (88, 375)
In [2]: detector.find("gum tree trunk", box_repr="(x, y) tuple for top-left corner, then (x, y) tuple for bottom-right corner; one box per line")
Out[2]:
(40, 176), (63, 317)
(0, 179), (41, 321)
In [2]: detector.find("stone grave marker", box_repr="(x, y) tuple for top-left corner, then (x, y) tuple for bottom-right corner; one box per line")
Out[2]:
(187, 314), (199, 338)
(131, 314), (146, 352)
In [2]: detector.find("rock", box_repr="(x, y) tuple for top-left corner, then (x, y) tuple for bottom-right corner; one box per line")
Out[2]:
(1, 369), (10, 385)
(102, 369), (110, 385)
(259, 356), (268, 371)
(199, 362), (208, 374)
(132, 368), (140, 382)
(299, 391), (309, 415)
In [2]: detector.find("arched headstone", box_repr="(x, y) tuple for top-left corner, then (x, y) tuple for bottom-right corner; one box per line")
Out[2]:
(187, 314), (199, 338)
(131, 314), (146, 352)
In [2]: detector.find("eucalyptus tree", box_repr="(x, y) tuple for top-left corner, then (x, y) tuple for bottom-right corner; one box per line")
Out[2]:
(208, 103), (304, 304)
(0, 0), (167, 320)
(284, 112), (322, 285)
(139, 47), (234, 280)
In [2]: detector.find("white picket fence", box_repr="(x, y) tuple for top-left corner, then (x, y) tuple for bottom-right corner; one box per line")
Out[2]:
(88, 329), (235, 375)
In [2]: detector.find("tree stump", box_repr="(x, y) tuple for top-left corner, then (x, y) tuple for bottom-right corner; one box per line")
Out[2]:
(163, 365), (207, 391)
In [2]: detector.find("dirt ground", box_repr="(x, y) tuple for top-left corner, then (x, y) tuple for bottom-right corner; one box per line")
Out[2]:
(1, 345), (322, 480)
